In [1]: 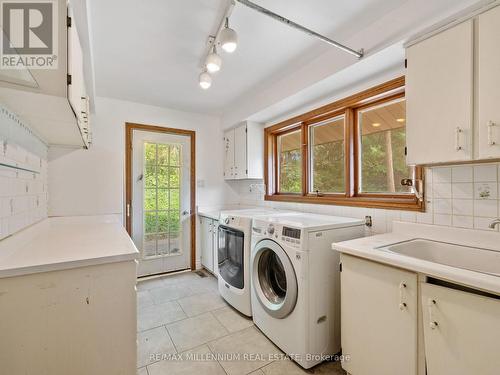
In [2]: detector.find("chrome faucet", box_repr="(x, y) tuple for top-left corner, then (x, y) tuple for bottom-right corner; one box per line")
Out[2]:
(488, 218), (500, 229)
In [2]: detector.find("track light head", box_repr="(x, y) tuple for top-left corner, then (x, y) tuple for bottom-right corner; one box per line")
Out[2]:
(199, 71), (212, 89)
(220, 18), (238, 53)
(205, 47), (222, 73)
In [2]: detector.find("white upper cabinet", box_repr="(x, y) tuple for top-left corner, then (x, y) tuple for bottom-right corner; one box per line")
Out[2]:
(478, 6), (500, 159)
(0, 0), (90, 148)
(224, 121), (263, 180)
(224, 128), (235, 180)
(406, 20), (473, 165)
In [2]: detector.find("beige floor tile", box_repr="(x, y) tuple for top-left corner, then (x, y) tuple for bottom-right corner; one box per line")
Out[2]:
(261, 357), (346, 374)
(212, 306), (254, 333)
(167, 312), (228, 352)
(149, 284), (195, 304)
(137, 277), (165, 291)
(247, 370), (265, 375)
(137, 326), (176, 368)
(207, 326), (282, 375)
(177, 291), (227, 317)
(311, 361), (346, 374)
(162, 271), (203, 285)
(137, 290), (154, 310)
(147, 345), (226, 375)
(187, 276), (219, 294)
(137, 366), (148, 375)
(138, 301), (186, 332)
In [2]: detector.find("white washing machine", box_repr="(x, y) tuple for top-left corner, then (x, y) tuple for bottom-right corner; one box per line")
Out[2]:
(250, 213), (365, 369)
(217, 208), (294, 316)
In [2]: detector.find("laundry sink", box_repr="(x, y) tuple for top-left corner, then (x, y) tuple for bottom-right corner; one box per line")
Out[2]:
(378, 239), (500, 277)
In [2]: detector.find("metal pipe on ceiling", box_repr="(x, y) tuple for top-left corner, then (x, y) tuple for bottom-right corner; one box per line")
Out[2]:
(234, 0), (364, 59)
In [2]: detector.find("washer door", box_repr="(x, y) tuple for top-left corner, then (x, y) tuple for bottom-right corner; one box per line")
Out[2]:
(252, 239), (297, 319)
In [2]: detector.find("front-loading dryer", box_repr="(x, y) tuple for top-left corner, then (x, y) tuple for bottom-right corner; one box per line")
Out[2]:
(250, 213), (365, 369)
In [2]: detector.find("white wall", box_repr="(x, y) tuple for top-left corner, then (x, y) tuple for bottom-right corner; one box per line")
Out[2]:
(48, 96), (236, 266)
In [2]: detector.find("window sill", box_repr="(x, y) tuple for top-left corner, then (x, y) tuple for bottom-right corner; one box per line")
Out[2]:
(264, 194), (425, 212)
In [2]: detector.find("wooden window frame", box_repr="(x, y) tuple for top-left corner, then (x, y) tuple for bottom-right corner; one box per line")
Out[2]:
(264, 76), (425, 211)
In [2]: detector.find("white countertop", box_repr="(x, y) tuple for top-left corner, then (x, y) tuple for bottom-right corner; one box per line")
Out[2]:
(333, 221), (500, 295)
(0, 215), (139, 278)
(197, 205), (261, 220)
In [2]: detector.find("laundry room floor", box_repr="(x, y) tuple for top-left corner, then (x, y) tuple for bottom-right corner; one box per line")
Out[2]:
(136, 271), (346, 375)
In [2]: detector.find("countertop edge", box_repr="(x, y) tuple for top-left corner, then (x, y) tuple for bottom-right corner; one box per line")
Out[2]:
(333, 242), (500, 296)
(0, 253), (138, 279)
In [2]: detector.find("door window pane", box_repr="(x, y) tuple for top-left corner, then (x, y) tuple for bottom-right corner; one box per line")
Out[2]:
(358, 98), (412, 193)
(277, 129), (302, 193)
(142, 141), (183, 258)
(310, 116), (345, 193)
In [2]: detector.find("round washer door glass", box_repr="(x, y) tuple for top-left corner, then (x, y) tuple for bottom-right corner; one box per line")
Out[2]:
(252, 239), (297, 319)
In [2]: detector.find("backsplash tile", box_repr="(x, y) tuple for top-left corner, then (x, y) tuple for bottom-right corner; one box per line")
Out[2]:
(0, 106), (48, 240)
(227, 162), (500, 235)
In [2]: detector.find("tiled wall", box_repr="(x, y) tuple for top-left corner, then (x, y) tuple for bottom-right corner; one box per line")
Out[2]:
(226, 163), (500, 234)
(0, 106), (48, 240)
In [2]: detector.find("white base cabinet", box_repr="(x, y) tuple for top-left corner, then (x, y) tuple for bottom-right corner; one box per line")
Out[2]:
(199, 215), (219, 276)
(0, 261), (137, 375)
(340, 254), (418, 375)
(421, 283), (500, 375)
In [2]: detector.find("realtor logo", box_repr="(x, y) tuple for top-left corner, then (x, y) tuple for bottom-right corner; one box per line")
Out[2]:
(1, 0), (58, 69)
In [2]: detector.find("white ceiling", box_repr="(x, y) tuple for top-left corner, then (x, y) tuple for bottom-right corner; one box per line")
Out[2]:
(87, 0), (482, 120)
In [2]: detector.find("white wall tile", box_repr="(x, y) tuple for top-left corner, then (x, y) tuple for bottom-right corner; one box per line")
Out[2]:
(474, 164), (497, 182)
(434, 214), (452, 226)
(434, 199), (452, 214)
(474, 182), (497, 200)
(452, 166), (473, 183)
(433, 167), (452, 183)
(474, 217), (498, 231)
(474, 200), (497, 218)
(452, 215), (473, 229)
(433, 183), (452, 198)
(452, 199), (473, 216)
(452, 183), (473, 199)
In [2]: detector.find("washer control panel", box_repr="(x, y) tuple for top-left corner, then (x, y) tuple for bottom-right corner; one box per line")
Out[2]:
(281, 226), (301, 247)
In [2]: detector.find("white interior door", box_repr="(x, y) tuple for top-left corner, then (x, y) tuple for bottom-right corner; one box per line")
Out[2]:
(132, 130), (191, 277)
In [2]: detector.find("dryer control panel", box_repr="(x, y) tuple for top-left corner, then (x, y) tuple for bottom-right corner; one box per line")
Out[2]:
(281, 226), (302, 247)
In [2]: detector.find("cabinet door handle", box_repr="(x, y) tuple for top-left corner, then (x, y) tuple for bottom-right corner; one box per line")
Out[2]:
(399, 281), (407, 311)
(488, 121), (496, 146)
(427, 298), (438, 329)
(455, 126), (463, 151)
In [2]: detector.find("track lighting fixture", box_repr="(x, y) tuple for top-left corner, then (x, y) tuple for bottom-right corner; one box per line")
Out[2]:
(219, 18), (238, 53)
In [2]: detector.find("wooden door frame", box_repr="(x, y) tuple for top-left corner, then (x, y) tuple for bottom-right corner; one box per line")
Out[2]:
(125, 122), (196, 271)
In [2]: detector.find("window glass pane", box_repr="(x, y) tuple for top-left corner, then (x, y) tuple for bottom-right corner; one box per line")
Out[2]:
(278, 129), (302, 193)
(145, 143), (156, 165)
(170, 145), (181, 166)
(169, 167), (180, 188)
(310, 116), (345, 193)
(144, 212), (157, 234)
(157, 211), (168, 233)
(157, 189), (168, 210)
(168, 210), (180, 233)
(157, 166), (168, 188)
(144, 189), (156, 211)
(144, 165), (156, 188)
(169, 189), (180, 210)
(157, 144), (169, 165)
(358, 98), (412, 193)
